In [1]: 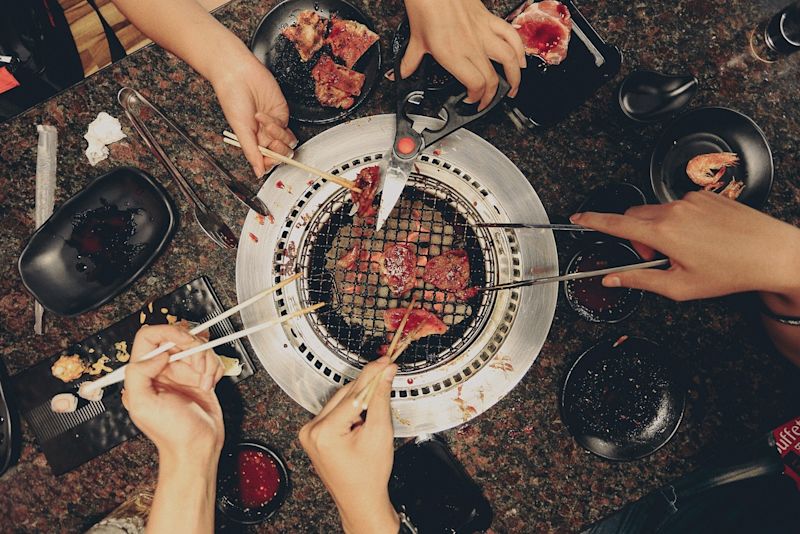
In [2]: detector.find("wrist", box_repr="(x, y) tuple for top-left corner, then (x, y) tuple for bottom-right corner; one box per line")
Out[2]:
(340, 495), (399, 534)
(158, 442), (221, 476)
(206, 37), (258, 87)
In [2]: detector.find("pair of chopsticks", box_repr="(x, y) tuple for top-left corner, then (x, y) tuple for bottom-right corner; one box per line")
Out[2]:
(352, 298), (417, 411)
(222, 131), (361, 193)
(81, 273), (321, 395)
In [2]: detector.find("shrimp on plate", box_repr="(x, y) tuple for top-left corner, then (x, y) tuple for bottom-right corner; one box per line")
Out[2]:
(685, 152), (740, 190)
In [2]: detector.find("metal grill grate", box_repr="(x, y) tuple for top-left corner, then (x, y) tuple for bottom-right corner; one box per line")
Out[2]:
(297, 173), (498, 372)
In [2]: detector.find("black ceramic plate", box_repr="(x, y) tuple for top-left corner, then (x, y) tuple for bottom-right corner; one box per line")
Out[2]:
(563, 241), (644, 323)
(504, 0), (622, 127)
(0, 359), (20, 476)
(251, 0), (381, 124)
(217, 441), (290, 525)
(650, 107), (773, 208)
(18, 166), (176, 316)
(561, 336), (685, 461)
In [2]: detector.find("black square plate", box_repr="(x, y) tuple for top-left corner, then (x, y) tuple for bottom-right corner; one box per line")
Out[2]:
(506, 0), (622, 127)
(18, 166), (176, 316)
(11, 276), (255, 475)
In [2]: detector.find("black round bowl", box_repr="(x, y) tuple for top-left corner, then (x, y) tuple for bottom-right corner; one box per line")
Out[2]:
(563, 241), (644, 323)
(571, 182), (646, 240)
(217, 441), (290, 525)
(561, 336), (685, 461)
(650, 107), (773, 209)
(250, 0), (381, 124)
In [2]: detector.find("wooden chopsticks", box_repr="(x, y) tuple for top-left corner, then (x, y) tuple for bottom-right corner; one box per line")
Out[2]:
(352, 298), (416, 410)
(80, 273), (318, 395)
(222, 131), (361, 193)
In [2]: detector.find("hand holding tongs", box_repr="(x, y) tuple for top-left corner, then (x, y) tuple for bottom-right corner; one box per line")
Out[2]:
(480, 258), (670, 291)
(376, 41), (511, 232)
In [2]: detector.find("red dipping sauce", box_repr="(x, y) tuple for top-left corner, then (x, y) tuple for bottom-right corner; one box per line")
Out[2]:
(236, 449), (282, 509)
(564, 242), (643, 323)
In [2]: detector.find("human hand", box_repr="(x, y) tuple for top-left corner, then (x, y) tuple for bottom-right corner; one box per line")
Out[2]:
(123, 325), (225, 463)
(571, 191), (800, 301)
(299, 358), (400, 534)
(212, 55), (298, 177)
(402, 0), (525, 109)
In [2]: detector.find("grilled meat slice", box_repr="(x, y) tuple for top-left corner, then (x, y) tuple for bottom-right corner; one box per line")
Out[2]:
(311, 55), (366, 109)
(379, 307), (449, 356)
(423, 249), (471, 292)
(281, 10), (327, 62)
(326, 17), (379, 68)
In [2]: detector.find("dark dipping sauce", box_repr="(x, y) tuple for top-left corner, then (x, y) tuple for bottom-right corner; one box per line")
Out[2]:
(217, 443), (289, 524)
(564, 241), (643, 323)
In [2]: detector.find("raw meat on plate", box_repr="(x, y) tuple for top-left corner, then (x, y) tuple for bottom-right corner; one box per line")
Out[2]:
(326, 17), (379, 68)
(511, 0), (572, 65)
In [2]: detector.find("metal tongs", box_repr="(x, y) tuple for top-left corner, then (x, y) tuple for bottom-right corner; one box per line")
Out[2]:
(376, 41), (511, 232)
(118, 87), (270, 248)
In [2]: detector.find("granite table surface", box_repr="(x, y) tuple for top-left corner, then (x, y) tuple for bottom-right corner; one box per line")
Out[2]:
(1, 0), (799, 532)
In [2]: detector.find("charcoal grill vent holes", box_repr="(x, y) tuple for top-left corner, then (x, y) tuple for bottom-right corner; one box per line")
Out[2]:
(270, 153), (523, 398)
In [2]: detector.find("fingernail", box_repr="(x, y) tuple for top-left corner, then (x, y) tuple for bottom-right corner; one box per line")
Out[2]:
(569, 213), (582, 223)
(289, 139), (298, 149)
(383, 365), (397, 381)
(603, 276), (621, 288)
(287, 150), (295, 159)
(200, 374), (214, 391)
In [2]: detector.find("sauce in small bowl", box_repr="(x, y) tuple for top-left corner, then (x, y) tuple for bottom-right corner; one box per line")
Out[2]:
(563, 241), (644, 323)
(217, 442), (290, 525)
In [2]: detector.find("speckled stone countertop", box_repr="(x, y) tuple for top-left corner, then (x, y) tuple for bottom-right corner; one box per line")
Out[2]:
(1, 0), (799, 532)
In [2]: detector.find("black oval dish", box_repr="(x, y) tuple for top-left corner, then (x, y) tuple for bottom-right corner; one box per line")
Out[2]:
(650, 107), (773, 209)
(251, 0), (381, 125)
(571, 182), (646, 240)
(561, 336), (685, 461)
(217, 442), (290, 525)
(563, 241), (644, 323)
(618, 69), (698, 123)
(18, 166), (176, 316)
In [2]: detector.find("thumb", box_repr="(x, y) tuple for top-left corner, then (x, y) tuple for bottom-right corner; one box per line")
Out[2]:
(364, 364), (397, 432)
(603, 267), (686, 300)
(125, 352), (170, 400)
(399, 39), (425, 79)
(234, 126), (266, 177)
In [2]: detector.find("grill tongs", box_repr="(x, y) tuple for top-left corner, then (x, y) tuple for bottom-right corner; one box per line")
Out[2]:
(481, 258), (670, 291)
(376, 40), (511, 232)
(119, 87), (271, 248)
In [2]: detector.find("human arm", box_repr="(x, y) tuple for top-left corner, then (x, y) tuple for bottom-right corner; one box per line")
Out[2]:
(110, 0), (297, 175)
(299, 358), (400, 534)
(122, 325), (225, 534)
(401, 0), (526, 108)
(571, 191), (800, 364)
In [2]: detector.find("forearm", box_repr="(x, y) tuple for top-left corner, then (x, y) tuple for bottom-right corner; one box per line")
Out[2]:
(111, 0), (252, 84)
(339, 494), (399, 534)
(147, 451), (218, 534)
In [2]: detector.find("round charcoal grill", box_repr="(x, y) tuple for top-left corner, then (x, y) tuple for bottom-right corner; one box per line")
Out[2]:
(299, 173), (497, 372)
(236, 114), (558, 437)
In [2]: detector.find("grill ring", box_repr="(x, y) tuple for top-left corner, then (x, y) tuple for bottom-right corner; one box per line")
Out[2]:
(236, 115), (558, 437)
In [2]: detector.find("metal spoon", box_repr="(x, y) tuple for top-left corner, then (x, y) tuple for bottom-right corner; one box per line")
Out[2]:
(119, 89), (237, 249)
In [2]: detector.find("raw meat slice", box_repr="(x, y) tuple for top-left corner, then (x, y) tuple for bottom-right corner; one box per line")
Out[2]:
(511, 0), (572, 65)
(281, 10), (327, 62)
(311, 55), (366, 109)
(423, 249), (471, 292)
(378, 307), (448, 356)
(326, 17), (379, 68)
(350, 165), (380, 217)
(379, 243), (417, 296)
(337, 243), (362, 269)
